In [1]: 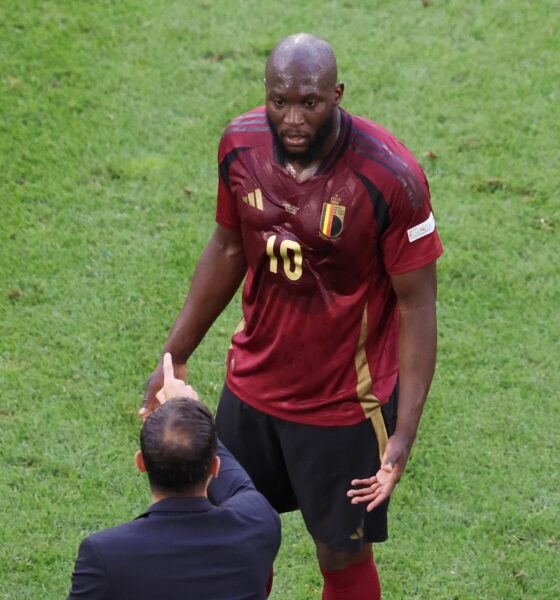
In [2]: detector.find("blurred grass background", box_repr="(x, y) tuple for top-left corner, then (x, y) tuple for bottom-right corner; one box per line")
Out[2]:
(1, 1), (558, 597)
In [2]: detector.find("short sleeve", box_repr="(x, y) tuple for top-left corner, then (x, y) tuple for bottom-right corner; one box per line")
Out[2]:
(381, 169), (443, 275)
(215, 134), (241, 230)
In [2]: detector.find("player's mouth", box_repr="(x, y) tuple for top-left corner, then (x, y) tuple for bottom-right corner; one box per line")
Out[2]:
(282, 132), (309, 148)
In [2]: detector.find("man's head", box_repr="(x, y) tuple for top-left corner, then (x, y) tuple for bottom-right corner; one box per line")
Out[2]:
(137, 397), (218, 497)
(265, 33), (344, 165)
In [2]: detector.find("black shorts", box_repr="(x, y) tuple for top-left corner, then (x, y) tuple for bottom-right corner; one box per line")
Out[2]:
(215, 385), (398, 553)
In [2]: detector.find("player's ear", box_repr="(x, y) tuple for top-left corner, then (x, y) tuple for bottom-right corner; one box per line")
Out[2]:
(334, 82), (344, 106)
(135, 450), (147, 473)
(210, 454), (221, 478)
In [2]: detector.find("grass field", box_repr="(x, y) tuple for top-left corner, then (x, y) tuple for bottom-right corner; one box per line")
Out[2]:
(1, 0), (559, 598)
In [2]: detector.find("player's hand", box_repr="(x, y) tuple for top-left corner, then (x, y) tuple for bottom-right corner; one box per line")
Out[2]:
(140, 354), (188, 421)
(155, 352), (198, 407)
(346, 433), (410, 512)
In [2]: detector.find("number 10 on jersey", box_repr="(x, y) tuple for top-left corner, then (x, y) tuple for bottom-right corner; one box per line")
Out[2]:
(266, 235), (303, 281)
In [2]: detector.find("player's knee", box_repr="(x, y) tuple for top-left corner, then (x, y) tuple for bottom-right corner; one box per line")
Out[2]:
(315, 540), (372, 572)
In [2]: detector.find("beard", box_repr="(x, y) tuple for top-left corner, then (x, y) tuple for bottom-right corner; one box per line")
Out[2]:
(266, 110), (337, 166)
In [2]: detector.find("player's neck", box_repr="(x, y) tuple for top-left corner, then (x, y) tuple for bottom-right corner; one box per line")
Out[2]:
(285, 160), (320, 182)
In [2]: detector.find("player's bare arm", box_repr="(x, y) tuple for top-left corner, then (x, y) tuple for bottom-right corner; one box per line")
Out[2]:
(141, 225), (247, 418)
(347, 261), (437, 511)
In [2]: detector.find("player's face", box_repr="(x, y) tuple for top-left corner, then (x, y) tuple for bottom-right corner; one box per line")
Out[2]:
(265, 73), (343, 164)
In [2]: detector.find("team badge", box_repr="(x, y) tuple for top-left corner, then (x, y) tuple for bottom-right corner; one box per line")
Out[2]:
(320, 195), (346, 238)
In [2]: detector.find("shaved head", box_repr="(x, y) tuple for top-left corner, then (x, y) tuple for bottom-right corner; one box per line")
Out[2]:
(266, 33), (338, 87)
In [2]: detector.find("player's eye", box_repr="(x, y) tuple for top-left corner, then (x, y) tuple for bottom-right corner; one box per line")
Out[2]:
(304, 99), (316, 108)
(273, 98), (285, 108)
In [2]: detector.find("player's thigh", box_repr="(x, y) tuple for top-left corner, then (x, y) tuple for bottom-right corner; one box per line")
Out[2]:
(276, 415), (389, 553)
(215, 385), (297, 513)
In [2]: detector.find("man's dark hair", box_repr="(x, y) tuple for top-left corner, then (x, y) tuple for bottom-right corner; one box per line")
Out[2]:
(140, 398), (217, 494)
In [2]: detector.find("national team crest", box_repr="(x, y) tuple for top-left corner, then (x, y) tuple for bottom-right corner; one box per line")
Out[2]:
(320, 196), (346, 238)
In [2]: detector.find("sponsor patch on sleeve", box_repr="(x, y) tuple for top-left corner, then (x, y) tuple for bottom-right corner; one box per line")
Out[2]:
(407, 212), (435, 242)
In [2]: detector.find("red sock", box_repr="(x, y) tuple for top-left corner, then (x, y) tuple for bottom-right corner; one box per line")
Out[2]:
(265, 567), (273, 598)
(321, 555), (381, 600)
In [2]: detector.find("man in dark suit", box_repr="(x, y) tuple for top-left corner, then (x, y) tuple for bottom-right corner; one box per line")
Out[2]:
(68, 353), (280, 599)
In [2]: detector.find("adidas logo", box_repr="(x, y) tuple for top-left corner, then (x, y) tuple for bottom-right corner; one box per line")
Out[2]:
(243, 188), (264, 211)
(350, 525), (364, 541)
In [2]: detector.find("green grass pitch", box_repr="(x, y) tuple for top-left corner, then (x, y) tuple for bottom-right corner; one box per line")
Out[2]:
(1, 1), (558, 598)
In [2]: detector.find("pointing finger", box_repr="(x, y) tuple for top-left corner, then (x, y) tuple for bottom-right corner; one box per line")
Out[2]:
(162, 352), (175, 384)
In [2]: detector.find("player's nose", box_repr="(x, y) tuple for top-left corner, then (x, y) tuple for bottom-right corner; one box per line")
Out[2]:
(283, 104), (304, 127)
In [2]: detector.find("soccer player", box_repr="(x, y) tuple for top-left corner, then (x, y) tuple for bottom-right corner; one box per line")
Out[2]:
(142, 33), (443, 599)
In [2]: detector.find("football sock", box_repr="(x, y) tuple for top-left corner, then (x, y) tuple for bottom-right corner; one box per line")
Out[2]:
(265, 567), (273, 598)
(320, 555), (381, 600)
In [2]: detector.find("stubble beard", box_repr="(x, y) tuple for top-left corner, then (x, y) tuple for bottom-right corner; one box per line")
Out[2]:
(266, 110), (338, 166)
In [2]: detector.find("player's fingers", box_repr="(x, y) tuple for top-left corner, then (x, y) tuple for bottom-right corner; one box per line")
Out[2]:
(350, 477), (376, 486)
(139, 404), (154, 418)
(353, 483), (383, 496)
(346, 486), (379, 501)
(350, 490), (380, 504)
(366, 492), (389, 512)
(162, 352), (175, 384)
(140, 406), (153, 422)
(347, 482), (381, 497)
(351, 496), (372, 504)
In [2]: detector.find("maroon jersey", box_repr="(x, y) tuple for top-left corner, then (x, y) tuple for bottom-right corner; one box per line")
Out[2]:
(216, 107), (443, 426)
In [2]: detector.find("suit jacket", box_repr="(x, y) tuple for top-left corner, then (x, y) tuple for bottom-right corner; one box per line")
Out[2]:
(68, 441), (280, 599)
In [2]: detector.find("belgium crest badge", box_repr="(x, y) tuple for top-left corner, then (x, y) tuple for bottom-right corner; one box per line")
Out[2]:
(320, 195), (346, 238)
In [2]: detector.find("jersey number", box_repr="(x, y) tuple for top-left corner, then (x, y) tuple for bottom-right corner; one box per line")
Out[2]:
(266, 235), (303, 281)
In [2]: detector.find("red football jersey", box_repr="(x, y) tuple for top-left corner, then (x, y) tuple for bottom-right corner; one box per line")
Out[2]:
(215, 107), (443, 426)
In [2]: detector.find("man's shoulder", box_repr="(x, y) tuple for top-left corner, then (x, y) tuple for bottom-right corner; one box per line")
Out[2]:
(82, 516), (141, 549)
(226, 107), (267, 130)
(347, 113), (412, 159)
(219, 107), (270, 158)
(345, 111), (428, 205)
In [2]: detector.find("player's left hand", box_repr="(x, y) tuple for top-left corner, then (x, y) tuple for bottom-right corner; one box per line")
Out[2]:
(143, 352), (198, 421)
(346, 433), (411, 512)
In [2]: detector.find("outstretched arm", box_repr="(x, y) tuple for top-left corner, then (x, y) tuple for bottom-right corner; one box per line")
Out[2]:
(141, 225), (246, 418)
(348, 261), (438, 511)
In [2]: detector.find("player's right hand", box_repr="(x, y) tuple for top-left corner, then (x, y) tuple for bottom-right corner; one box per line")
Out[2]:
(140, 354), (187, 421)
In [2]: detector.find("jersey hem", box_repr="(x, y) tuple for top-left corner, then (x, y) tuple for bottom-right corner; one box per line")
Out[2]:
(215, 216), (241, 231)
(225, 378), (370, 427)
(386, 243), (443, 276)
